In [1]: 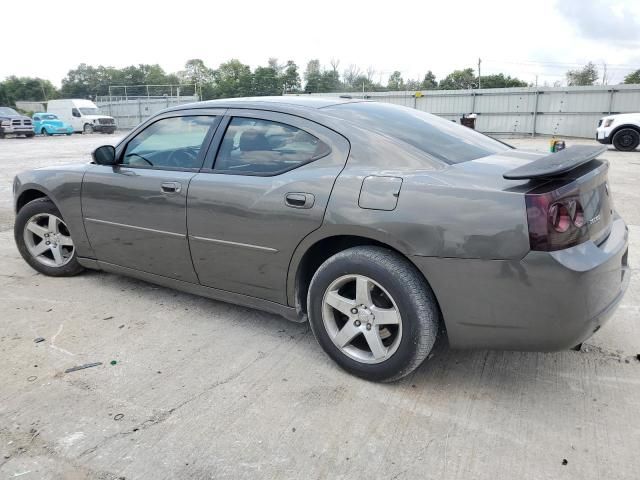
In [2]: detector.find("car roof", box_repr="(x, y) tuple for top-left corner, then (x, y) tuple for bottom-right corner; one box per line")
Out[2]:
(171, 96), (362, 112)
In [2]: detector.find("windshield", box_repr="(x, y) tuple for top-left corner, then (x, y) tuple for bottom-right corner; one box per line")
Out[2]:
(79, 107), (99, 115)
(324, 102), (510, 164)
(42, 114), (58, 120)
(0, 107), (19, 116)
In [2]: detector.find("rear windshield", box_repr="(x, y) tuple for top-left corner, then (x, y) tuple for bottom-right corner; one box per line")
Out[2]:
(323, 102), (510, 164)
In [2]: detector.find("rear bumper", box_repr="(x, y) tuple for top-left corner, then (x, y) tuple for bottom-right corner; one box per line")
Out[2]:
(412, 216), (630, 351)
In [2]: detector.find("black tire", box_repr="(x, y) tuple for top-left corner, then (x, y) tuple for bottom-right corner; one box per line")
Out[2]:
(83, 124), (94, 134)
(41, 128), (50, 136)
(612, 128), (640, 152)
(307, 246), (439, 382)
(25, 133), (35, 138)
(14, 198), (84, 277)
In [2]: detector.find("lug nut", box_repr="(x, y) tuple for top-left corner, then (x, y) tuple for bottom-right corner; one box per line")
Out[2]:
(351, 308), (358, 314)
(46, 241), (50, 245)
(366, 323), (372, 330)
(354, 320), (361, 327)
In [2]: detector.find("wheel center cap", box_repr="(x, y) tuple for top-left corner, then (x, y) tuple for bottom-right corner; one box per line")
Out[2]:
(358, 307), (375, 324)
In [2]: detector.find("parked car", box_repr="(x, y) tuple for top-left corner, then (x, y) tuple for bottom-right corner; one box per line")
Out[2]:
(0, 107), (35, 138)
(596, 113), (640, 151)
(32, 113), (73, 136)
(46, 99), (116, 134)
(13, 97), (629, 382)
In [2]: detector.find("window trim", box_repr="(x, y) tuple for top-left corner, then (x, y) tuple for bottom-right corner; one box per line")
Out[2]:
(201, 112), (332, 177)
(116, 113), (222, 172)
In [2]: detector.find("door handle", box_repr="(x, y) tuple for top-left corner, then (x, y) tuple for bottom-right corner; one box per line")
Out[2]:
(285, 192), (314, 209)
(161, 181), (182, 194)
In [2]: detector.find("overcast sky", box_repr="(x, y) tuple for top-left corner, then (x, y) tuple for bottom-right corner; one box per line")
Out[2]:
(3, 0), (639, 87)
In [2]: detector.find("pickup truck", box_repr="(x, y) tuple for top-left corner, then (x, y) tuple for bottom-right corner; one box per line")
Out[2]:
(596, 113), (640, 151)
(0, 107), (35, 138)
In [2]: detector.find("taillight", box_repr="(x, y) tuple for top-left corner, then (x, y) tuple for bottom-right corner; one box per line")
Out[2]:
(525, 193), (589, 251)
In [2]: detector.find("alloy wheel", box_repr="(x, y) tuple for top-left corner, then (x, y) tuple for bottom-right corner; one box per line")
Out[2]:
(23, 213), (75, 267)
(322, 274), (403, 364)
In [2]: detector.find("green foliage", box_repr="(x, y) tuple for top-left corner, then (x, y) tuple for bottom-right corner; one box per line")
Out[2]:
(387, 71), (404, 90)
(566, 62), (599, 86)
(480, 73), (528, 88)
(420, 71), (437, 90)
(439, 68), (476, 90)
(0, 76), (57, 105)
(624, 69), (640, 84)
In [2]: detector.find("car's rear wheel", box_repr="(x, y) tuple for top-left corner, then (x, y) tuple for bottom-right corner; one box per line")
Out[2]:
(14, 198), (84, 277)
(83, 124), (94, 134)
(612, 128), (640, 151)
(307, 246), (439, 382)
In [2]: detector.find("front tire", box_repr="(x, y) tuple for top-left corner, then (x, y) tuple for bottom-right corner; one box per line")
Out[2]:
(14, 198), (84, 277)
(83, 123), (94, 134)
(612, 128), (640, 151)
(41, 128), (50, 136)
(307, 246), (439, 382)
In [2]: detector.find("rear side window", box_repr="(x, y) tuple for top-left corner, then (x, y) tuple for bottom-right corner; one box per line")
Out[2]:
(214, 117), (330, 175)
(324, 102), (510, 164)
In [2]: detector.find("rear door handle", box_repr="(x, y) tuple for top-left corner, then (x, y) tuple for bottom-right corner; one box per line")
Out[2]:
(285, 192), (315, 209)
(161, 181), (182, 194)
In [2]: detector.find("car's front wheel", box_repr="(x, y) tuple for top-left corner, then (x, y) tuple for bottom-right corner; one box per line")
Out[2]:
(41, 128), (50, 136)
(83, 124), (94, 134)
(307, 246), (439, 382)
(612, 128), (640, 151)
(14, 198), (84, 277)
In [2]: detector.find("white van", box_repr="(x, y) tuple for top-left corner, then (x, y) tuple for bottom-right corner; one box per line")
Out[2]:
(47, 99), (116, 134)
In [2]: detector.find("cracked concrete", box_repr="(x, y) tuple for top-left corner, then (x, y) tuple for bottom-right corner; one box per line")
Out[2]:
(0, 135), (639, 479)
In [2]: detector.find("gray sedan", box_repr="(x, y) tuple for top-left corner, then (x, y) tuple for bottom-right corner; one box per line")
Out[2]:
(13, 97), (630, 382)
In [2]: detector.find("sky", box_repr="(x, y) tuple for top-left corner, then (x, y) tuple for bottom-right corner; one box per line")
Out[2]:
(2, 0), (640, 87)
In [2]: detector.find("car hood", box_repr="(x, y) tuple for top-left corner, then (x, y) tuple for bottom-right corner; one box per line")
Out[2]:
(84, 114), (114, 120)
(41, 119), (67, 127)
(0, 114), (31, 121)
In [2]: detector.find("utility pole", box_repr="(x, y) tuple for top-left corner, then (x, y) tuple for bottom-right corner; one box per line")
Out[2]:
(478, 57), (482, 89)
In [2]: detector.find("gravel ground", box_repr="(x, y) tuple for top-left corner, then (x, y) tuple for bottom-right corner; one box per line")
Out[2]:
(0, 133), (638, 480)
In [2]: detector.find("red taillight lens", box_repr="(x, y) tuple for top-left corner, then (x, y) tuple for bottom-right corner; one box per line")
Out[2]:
(549, 202), (571, 233)
(525, 194), (589, 251)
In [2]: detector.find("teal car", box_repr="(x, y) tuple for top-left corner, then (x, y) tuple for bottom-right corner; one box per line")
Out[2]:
(32, 113), (73, 136)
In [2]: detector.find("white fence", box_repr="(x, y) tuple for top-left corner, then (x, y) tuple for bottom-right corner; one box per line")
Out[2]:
(299, 85), (640, 138)
(96, 96), (199, 129)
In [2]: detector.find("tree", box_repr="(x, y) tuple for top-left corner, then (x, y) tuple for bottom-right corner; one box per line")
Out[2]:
(343, 65), (361, 89)
(420, 71), (437, 89)
(282, 60), (301, 93)
(304, 60), (322, 93)
(439, 68), (476, 90)
(387, 71), (404, 90)
(624, 70), (640, 84)
(480, 73), (527, 88)
(566, 62), (598, 86)
(252, 65), (281, 96)
(0, 76), (58, 104)
(212, 59), (253, 98)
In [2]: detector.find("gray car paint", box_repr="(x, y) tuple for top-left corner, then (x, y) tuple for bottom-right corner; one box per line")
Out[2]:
(13, 96), (630, 351)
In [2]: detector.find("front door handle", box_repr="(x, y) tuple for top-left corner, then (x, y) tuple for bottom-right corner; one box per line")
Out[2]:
(285, 192), (315, 209)
(161, 181), (182, 194)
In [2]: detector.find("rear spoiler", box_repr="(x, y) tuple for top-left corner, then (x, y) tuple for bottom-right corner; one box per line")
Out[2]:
(503, 145), (607, 180)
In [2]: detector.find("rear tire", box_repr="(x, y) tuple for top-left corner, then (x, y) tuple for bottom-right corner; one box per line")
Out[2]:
(83, 124), (94, 134)
(612, 128), (640, 152)
(14, 198), (84, 277)
(307, 246), (439, 382)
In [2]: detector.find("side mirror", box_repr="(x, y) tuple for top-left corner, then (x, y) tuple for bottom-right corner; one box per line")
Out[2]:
(92, 145), (117, 165)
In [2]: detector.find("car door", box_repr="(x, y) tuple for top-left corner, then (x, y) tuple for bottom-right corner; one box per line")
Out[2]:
(187, 109), (350, 304)
(82, 109), (223, 282)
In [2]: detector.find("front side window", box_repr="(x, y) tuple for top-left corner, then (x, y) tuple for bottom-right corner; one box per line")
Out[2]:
(79, 107), (99, 115)
(214, 117), (330, 175)
(122, 116), (215, 169)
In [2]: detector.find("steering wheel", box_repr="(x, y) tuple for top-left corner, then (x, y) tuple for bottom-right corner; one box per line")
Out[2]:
(125, 153), (153, 166)
(167, 148), (198, 167)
